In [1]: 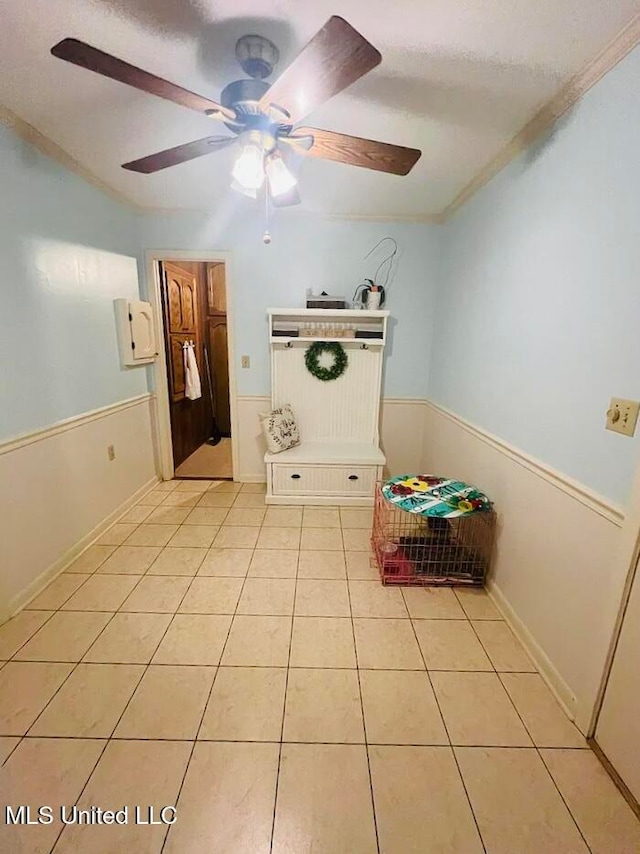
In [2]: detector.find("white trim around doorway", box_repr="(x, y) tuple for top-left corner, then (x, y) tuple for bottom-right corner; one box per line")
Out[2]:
(144, 250), (239, 482)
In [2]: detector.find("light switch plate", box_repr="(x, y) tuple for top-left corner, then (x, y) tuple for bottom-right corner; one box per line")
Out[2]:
(606, 398), (640, 437)
(241, 355), (250, 369)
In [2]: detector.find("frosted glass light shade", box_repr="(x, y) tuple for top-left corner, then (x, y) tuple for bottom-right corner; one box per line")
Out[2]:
(266, 155), (297, 197)
(232, 143), (264, 190)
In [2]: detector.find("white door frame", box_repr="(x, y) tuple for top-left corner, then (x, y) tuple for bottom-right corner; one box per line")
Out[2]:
(589, 451), (640, 736)
(144, 249), (239, 482)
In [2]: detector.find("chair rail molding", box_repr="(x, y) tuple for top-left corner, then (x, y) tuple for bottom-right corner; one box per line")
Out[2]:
(424, 399), (624, 526)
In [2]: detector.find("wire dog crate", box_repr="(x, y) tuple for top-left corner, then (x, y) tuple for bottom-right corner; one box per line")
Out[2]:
(372, 482), (496, 587)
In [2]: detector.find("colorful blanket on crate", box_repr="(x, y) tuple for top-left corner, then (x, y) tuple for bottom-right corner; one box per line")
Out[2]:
(382, 475), (491, 518)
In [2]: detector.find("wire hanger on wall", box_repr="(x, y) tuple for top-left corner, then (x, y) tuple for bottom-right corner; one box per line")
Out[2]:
(364, 237), (398, 289)
(352, 236), (399, 306)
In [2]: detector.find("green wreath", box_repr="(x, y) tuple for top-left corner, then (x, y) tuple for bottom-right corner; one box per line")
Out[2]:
(304, 341), (348, 381)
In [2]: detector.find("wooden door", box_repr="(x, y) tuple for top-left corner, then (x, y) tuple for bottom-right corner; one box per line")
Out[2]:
(205, 263), (231, 436)
(160, 261), (210, 468)
(595, 553), (640, 803)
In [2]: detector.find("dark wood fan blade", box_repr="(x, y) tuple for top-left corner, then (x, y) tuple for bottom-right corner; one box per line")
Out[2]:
(294, 126), (421, 175)
(51, 38), (235, 119)
(258, 17), (381, 123)
(271, 184), (301, 207)
(122, 136), (235, 173)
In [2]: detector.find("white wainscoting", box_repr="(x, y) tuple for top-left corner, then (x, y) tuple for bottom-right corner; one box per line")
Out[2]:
(380, 399), (426, 477)
(236, 396), (427, 483)
(236, 396), (270, 482)
(421, 399), (626, 732)
(0, 394), (157, 617)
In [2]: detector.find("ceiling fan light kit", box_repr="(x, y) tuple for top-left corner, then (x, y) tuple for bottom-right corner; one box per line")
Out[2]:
(50, 17), (422, 240)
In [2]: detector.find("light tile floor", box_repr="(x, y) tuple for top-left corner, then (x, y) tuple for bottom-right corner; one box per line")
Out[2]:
(1, 479), (640, 853)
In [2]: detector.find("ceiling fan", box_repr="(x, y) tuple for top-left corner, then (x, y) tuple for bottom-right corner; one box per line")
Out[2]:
(50, 16), (421, 209)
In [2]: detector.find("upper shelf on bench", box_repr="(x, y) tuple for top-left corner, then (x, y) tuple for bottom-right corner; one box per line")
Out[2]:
(268, 308), (389, 347)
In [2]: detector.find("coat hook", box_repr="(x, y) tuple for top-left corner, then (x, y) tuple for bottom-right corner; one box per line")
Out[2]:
(360, 343), (369, 350)
(285, 341), (293, 348)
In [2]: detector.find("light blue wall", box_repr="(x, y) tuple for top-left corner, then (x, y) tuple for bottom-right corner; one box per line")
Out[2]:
(430, 46), (640, 507)
(138, 209), (439, 399)
(0, 122), (146, 440)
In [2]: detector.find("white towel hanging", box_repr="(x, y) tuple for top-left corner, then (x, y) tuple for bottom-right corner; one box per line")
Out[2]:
(184, 341), (202, 400)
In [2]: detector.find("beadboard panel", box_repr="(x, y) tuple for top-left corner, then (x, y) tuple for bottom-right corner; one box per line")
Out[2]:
(421, 400), (626, 732)
(272, 344), (382, 444)
(236, 396), (269, 482)
(0, 395), (157, 616)
(380, 399), (427, 477)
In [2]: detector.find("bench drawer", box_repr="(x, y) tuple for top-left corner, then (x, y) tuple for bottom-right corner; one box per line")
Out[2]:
(271, 464), (377, 496)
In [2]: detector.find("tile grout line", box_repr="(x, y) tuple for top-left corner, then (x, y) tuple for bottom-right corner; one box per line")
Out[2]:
(7, 492), (599, 850)
(8, 662), (558, 673)
(347, 553), (382, 854)
(35, 619), (146, 850)
(25, 606), (520, 621)
(154, 482), (262, 854)
(5, 496), (598, 851)
(17, 597), (144, 741)
(47, 737), (113, 852)
(536, 748), (595, 853)
(3, 734), (599, 748)
(4, 543), (143, 762)
(457, 588), (593, 851)
(46, 486), (208, 852)
(267, 523), (300, 853)
(4, 531), (129, 659)
(483, 641), (596, 853)
(159, 504), (255, 854)
(404, 594), (488, 854)
(1, 481), (222, 740)
(12, 487), (223, 852)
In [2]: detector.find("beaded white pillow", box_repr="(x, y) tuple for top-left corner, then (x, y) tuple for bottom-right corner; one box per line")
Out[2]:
(259, 404), (300, 454)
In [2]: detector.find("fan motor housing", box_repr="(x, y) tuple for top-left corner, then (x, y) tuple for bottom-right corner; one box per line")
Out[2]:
(220, 78), (292, 136)
(221, 79), (270, 132)
(220, 78), (269, 113)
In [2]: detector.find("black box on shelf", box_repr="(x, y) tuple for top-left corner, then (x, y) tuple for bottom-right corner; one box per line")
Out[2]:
(306, 296), (347, 309)
(355, 330), (384, 339)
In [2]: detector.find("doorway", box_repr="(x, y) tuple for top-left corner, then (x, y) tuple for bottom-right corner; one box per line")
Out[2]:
(149, 253), (237, 481)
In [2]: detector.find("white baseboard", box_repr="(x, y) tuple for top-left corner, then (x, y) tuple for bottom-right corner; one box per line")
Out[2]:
(237, 474), (267, 484)
(487, 579), (580, 727)
(12, 475), (159, 616)
(265, 494), (374, 506)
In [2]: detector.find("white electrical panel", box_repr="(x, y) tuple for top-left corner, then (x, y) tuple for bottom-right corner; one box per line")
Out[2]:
(114, 299), (157, 366)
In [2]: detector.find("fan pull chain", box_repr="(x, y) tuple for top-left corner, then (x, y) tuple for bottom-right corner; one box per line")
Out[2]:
(263, 184), (272, 244)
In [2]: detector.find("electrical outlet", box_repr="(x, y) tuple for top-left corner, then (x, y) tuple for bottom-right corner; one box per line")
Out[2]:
(107, 445), (116, 461)
(241, 355), (250, 369)
(605, 398), (640, 437)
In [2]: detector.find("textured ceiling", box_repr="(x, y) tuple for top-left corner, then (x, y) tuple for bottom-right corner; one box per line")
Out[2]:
(1, 0), (638, 216)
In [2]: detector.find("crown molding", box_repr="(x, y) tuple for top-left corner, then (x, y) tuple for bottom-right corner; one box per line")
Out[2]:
(4, 13), (638, 226)
(137, 205), (442, 223)
(0, 103), (441, 222)
(438, 13), (640, 221)
(285, 210), (442, 225)
(0, 104), (144, 212)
